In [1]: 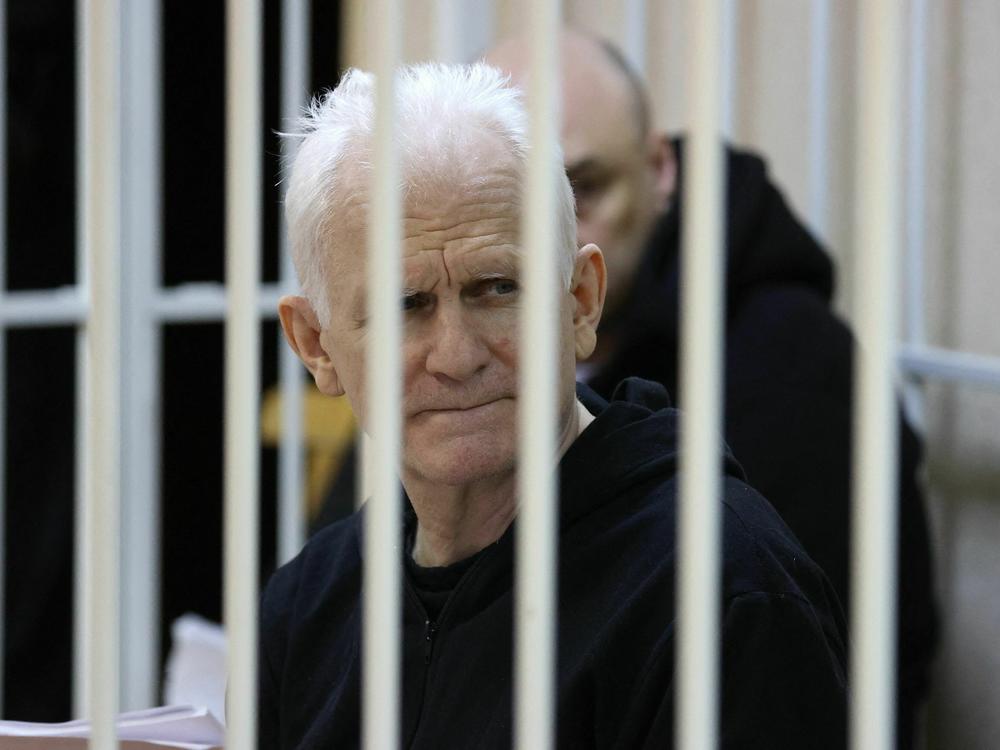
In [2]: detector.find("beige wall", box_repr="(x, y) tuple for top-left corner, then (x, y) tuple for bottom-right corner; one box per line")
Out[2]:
(341, 1), (1000, 746)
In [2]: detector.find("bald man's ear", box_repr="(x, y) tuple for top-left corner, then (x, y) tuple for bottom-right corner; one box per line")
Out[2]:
(646, 132), (678, 214)
(570, 244), (607, 361)
(278, 295), (345, 397)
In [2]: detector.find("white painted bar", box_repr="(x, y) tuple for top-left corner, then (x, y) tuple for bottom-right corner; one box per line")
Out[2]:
(0, 284), (286, 326)
(79, 0), (122, 745)
(516, 1), (560, 748)
(73, 325), (89, 718)
(434, 0), (461, 62)
(719, 0), (739, 139)
(153, 283), (283, 321)
(0, 0), (7, 716)
(807, 0), (832, 241)
(676, 0), (725, 748)
(851, 2), (904, 749)
(277, 0), (310, 565)
(0, 288), (89, 326)
(622, 0), (648, 72)
(119, 0), (162, 709)
(899, 345), (1000, 390)
(223, 0), (262, 746)
(364, 2), (403, 749)
(73, 17), (89, 705)
(903, 0), (930, 427)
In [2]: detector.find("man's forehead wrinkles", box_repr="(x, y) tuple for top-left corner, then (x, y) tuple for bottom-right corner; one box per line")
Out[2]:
(403, 212), (515, 241)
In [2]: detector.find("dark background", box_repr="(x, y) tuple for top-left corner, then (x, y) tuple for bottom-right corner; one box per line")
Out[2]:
(4, 0), (342, 720)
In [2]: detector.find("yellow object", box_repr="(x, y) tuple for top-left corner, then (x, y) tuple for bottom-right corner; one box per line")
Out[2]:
(260, 384), (358, 520)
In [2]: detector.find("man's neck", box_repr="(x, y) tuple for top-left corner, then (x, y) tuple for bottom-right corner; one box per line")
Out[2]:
(407, 398), (594, 567)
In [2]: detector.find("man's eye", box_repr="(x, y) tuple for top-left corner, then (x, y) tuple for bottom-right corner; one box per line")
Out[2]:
(485, 279), (518, 296)
(402, 292), (429, 311)
(493, 279), (517, 295)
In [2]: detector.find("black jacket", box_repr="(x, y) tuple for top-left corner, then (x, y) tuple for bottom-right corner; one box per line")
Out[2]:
(260, 379), (848, 749)
(588, 140), (938, 746)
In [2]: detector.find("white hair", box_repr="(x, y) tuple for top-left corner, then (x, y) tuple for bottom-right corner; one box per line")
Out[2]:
(283, 62), (578, 327)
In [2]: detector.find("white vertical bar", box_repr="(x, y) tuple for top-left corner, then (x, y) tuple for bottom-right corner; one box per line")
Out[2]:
(434, 0), (461, 62)
(719, 0), (739, 139)
(516, 0), (560, 748)
(277, 0), (309, 565)
(851, 1), (903, 749)
(622, 0), (648, 72)
(0, 0), (7, 717)
(676, 0), (725, 748)
(120, 0), (162, 710)
(364, 1), (402, 748)
(903, 0), (929, 427)
(224, 0), (262, 746)
(74, 336), (88, 718)
(808, 0), (833, 241)
(80, 0), (122, 745)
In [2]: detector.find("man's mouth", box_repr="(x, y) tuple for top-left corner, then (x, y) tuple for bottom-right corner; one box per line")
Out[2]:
(415, 396), (511, 417)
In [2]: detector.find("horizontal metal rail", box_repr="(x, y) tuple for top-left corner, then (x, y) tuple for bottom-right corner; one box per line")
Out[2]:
(0, 283), (283, 326)
(6, 298), (1000, 396)
(899, 344), (1000, 389)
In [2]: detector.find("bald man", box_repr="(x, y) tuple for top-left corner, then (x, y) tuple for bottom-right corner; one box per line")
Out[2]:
(486, 29), (938, 750)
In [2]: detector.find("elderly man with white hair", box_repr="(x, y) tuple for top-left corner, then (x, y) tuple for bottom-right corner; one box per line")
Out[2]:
(259, 62), (847, 748)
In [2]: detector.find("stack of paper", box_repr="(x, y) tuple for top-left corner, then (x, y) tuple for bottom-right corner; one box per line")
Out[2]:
(0, 705), (224, 749)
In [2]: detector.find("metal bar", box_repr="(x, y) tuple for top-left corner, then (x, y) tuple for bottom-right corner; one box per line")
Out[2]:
(73, 323), (89, 719)
(903, 0), (930, 427)
(223, 0), (262, 746)
(808, 0), (832, 240)
(364, 3), (403, 750)
(720, 0), (739, 139)
(0, 288), (89, 326)
(0, 284), (286, 326)
(851, 2), (904, 749)
(0, 0), (7, 716)
(151, 283), (282, 321)
(73, 0), (90, 714)
(434, 0), (461, 62)
(79, 0), (122, 745)
(516, 1), (560, 748)
(277, 0), (309, 565)
(623, 0), (648, 72)
(119, 0), (162, 709)
(899, 345), (1000, 389)
(676, 0), (725, 748)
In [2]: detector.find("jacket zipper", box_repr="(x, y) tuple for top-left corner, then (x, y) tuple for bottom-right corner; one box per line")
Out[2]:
(403, 547), (498, 748)
(423, 618), (438, 664)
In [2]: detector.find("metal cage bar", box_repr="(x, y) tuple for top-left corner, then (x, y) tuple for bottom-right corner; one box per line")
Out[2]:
(903, 0), (930, 428)
(676, 0), (726, 748)
(515, 1), (561, 748)
(0, 0), (7, 717)
(851, 1), (904, 748)
(277, 0), (310, 567)
(808, 0), (833, 241)
(364, 2), (403, 748)
(120, 0), (162, 709)
(79, 0), (123, 746)
(223, 0), (263, 745)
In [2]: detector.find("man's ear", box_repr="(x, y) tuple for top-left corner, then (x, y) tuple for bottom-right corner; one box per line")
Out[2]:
(570, 244), (607, 360)
(646, 131), (678, 214)
(277, 295), (345, 397)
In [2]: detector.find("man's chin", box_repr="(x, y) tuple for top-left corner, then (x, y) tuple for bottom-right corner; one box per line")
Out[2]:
(405, 448), (516, 489)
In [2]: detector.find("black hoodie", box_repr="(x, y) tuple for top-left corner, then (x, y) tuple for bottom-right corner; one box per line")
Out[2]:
(259, 379), (848, 749)
(588, 141), (938, 748)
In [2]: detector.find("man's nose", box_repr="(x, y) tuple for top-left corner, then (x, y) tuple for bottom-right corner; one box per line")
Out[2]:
(424, 309), (490, 382)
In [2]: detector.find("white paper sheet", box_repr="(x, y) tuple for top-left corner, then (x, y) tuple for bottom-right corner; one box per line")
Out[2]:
(0, 705), (224, 749)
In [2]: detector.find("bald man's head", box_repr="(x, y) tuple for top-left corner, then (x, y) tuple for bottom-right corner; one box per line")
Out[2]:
(484, 29), (676, 321)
